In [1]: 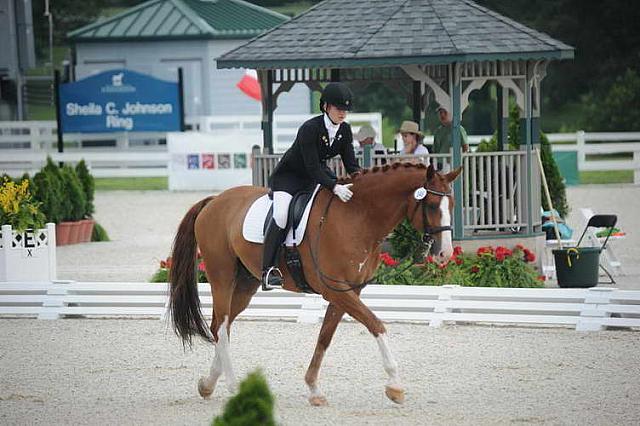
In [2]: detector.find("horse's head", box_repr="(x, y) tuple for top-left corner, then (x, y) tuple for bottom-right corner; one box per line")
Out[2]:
(407, 165), (462, 262)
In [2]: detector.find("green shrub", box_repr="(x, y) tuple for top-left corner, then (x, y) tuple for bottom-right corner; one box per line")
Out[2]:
(75, 160), (95, 217)
(387, 219), (424, 261)
(91, 222), (110, 242)
(32, 157), (66, 223)
(212, 370), (275, 426)
(60, 165), (86, 221)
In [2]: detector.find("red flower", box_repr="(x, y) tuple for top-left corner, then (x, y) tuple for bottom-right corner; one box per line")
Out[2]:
(477, 246), (493, 256)
(524, 249), (536, 263)
(537, 275), (546, 282)
(453, 246), (463, 256)
(198, 260), (207, 272)
(454, 257), (463, 265)
(495, 246), (512, 262)
(380, 252), (399, 267)
(426, 255), (435, 264)
(160, 257), (172, 269)
(471, 265), (480, 273)
(515, 244), (525, 251)
(438, 262), (448, 269)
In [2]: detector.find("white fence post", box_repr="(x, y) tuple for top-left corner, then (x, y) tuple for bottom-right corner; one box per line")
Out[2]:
(297, 293), (326, 324)
(430, 285), (458, 328)
(576, 130), (586, 170)
(46, 223), (57, 281)
(575, 287), (614, 331)
(38, 280), (72, 320)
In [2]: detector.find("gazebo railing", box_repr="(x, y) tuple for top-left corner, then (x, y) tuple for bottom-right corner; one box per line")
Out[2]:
(251, 149), (539, 236)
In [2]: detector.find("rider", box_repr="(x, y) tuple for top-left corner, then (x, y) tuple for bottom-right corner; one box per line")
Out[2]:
(262, 82), (361, 291)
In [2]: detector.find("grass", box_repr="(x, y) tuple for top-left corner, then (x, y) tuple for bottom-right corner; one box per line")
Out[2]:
(95, 177), (168, 191)
(580, 170), (633, 184)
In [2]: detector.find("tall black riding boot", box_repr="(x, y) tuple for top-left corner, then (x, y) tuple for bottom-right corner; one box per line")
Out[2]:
(261, 219), (287, 291)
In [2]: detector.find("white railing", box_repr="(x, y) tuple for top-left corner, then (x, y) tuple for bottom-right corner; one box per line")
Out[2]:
(251, 150), (538, 233)
(1, 281), (639, 331)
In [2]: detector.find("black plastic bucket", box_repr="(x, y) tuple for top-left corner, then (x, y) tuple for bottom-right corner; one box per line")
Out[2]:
(552, 247), (601, 288)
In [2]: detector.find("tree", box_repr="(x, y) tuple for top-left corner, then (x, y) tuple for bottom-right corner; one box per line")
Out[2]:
(583, 69), (640, 131)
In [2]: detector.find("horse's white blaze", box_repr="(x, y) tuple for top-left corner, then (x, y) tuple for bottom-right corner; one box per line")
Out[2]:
(216, 316), (237, 392)
(439, 196), (453, 258)
(375, 334), (400, 386)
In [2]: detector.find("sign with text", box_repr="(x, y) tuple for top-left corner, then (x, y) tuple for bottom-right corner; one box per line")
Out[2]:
(58, 69), (181, 133)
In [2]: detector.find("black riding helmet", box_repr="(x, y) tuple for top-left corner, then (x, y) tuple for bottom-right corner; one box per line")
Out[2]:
(320, 82), (353, 111)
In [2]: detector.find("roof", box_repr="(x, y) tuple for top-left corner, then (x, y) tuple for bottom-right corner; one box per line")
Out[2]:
(217, 0), (574, 69)
(68, 0), (288, 42)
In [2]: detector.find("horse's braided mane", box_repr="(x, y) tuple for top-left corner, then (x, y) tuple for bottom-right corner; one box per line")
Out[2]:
(337, 161), (427, 184)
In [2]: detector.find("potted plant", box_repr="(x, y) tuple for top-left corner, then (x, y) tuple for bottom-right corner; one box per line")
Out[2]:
(60, 165), (86, 244)
(32, 158), (69, 245)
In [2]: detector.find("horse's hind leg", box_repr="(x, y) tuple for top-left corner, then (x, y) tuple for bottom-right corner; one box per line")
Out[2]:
(198, 265), (259, 399)
(197, 255), (238, 398)
(305, 303), (345, 406)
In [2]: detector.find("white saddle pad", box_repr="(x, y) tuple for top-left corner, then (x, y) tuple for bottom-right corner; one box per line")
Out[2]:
(242, 185), (321, 246)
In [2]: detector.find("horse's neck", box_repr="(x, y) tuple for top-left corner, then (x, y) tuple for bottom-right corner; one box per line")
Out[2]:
(351, 168), (424, 244)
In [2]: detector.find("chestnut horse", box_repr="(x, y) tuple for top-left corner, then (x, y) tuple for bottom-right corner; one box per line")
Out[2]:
(168, 162), (462, 406)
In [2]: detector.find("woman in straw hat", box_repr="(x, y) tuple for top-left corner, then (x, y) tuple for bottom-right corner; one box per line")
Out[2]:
(398, 120), (429, 155)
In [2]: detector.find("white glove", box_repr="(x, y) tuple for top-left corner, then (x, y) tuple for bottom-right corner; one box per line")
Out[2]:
(333, 183), (353, 202)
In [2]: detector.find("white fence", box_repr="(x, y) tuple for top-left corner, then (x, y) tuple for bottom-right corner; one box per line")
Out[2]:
(1, 120), (639, 182)
(1, 281), (639, 332)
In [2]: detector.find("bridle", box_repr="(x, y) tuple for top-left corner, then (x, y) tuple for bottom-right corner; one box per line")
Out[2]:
(407, 183), (453, 254)
(309, 172), (453, 293)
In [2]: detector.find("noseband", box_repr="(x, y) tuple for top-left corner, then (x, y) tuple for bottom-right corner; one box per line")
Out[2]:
(410, 185), (452, 252)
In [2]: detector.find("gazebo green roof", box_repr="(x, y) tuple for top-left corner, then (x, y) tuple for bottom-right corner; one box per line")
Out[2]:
(68, 0), (288, 42)
(217, 0), (574, 69)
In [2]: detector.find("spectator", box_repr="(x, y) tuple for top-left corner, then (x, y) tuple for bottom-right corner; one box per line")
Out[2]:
(432, 106), (469, 154)
(399, 120), (429, 155)
(355, 124), (386, 155)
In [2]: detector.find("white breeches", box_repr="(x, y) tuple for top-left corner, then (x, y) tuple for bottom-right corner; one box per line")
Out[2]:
(272, 191), (292, 229)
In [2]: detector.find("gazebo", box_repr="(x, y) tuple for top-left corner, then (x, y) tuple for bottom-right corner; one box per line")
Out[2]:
(216, 0), (574, 244)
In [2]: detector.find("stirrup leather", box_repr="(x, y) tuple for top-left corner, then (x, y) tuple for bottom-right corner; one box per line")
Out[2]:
(262, 266), (284, 291)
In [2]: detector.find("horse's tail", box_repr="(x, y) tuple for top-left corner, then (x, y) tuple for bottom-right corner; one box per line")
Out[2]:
(168, 195), (215, 347)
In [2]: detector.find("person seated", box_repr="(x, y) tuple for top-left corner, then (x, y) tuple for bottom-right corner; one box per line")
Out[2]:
(355, 124), (386, 155)
(399, 120), (429, 155)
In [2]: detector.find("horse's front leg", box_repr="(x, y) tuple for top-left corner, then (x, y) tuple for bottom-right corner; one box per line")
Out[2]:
(305, 303), (345, 406)
(328, 292), (405, 404)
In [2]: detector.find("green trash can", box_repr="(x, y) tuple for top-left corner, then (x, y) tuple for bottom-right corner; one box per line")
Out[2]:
(552, 213), (617, 288)
(552, 247), (601, 288)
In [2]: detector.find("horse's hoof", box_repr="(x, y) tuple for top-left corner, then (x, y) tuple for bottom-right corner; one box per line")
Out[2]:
(385, 385), (405, 404)
(198, 377), (214, 399)
(308, 395), (329, 407)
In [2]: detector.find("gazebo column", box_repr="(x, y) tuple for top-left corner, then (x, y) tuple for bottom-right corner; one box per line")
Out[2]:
(258, 69), (274, 154)
(450, 63), (464, 239)
(521, 65), (534, 235)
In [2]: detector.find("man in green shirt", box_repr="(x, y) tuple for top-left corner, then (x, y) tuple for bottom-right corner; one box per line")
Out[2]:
(432, 106), (469, 154)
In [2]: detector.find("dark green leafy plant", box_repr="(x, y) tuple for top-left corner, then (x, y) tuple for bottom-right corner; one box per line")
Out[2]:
(387, 219), (424, 261)
(75, 160), (95, 217)
(212, 370), (275, 426)
(32, 157), (66, 224)
(60, 165), (86, 221)
(91, 222), (110, 242)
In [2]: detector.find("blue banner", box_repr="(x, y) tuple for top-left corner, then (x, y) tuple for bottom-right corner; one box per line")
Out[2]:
(58, 69), (181, 133)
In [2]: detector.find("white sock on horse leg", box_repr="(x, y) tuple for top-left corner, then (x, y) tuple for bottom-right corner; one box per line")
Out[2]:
(203, 348), (223, 390)
(216, 316), (237, 392)
(375, 333), (401, 387)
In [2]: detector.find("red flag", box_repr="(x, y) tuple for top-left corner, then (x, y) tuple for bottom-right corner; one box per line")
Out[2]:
(236, 69), (261, 101)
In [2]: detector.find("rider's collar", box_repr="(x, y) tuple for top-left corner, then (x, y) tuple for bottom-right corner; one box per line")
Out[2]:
(324, 113), (340, 130)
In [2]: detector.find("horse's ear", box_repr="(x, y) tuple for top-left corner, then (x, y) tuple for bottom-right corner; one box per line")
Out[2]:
(426, 164), (436, 180)
(445, 166), (463, 182)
